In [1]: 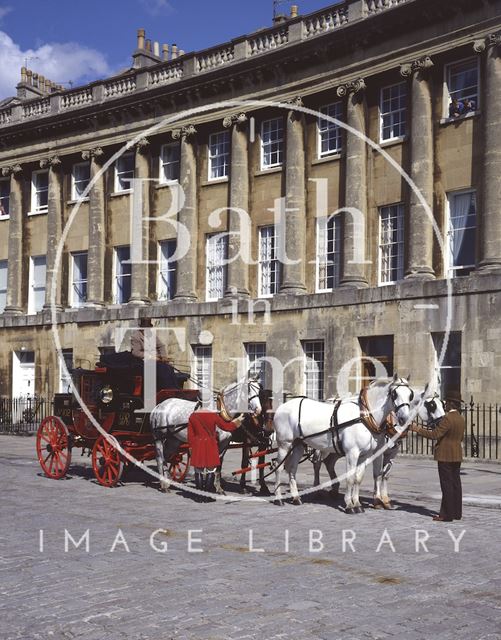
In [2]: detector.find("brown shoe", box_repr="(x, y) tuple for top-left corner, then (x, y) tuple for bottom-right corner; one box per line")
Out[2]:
(433, 515), (453, 522)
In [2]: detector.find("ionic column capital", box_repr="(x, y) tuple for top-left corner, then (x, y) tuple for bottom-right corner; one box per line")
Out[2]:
(1, 164), (23, 177)
(82, 147), (104, 162)
(223, 113), (248, 128)
(473, 32), (501, 53)
(135, 137), (150, 154)
(40, 155), (62, 171)
(399, 56), (434, 78)
(336, 78), (366, 98)
(172, 124), (197, 141)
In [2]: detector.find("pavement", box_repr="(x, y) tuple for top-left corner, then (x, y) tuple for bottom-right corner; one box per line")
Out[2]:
(1, 434), (501, 640)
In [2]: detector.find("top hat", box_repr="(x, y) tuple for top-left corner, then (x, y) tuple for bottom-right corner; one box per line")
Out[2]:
(444, 389), (463, 404)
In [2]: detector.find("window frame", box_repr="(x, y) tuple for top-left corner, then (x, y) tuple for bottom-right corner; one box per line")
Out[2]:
(193, 345), (213, 408)
(28, 255), (46, 314)
(445, 188), (477, 278)
(114, 153), (135, 194)
(59, 348), (74, 393)
(316, 215), (341, 292)
(159, 143), (180, 184)
(71, 162), (91, 201)
(378, 203), (405, 286)
(0, 177), (10, 219)
(379, 82), (407, 143)
(205, 233), (228, 302)
(246, 342), (267, 385)
(158, 239), (177, 301)
(443, 56), (480, 119)
(317, 102), (343, 158)
(0, 259), (7, 313)
(30, 169), (49, 215)
(432, 332), (462, 397)
(303, 340), (325, 401)
(69, 251), (88, 308)
(113, 245), (132, 304)
(258, 225), (281, 298)
(208, 131), (230, 181)
(261, 117), (284, 170)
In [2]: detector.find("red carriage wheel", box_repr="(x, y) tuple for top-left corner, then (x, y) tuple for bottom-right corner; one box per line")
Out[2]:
(36, 416), (72, 480)
(168, 446), (191, 483)
(92, 435), (124, 487)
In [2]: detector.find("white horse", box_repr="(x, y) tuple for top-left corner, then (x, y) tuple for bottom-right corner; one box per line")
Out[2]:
(313, 384), (446, 509)
(150, 377), (262, 492)
(273, 374), (413, 513)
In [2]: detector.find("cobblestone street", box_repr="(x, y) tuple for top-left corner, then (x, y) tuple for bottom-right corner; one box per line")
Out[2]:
(1, 435), (501, 640)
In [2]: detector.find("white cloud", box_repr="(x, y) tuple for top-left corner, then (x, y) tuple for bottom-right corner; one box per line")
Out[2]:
(139, 0), (174, 16)
(0, 6), (12, 21)
(0, 31), (112, 99)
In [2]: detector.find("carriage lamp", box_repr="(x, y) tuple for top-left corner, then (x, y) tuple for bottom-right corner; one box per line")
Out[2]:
(99, 386), (114, 405)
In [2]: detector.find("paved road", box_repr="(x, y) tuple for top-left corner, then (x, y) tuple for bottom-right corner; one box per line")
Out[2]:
(1, 435), (501, 640)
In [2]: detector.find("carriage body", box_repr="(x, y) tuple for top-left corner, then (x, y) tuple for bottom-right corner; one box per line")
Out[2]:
(36, 364), (191, 487)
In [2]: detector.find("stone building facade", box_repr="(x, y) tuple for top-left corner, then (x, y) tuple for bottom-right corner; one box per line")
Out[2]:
(0, 0), (500, 403)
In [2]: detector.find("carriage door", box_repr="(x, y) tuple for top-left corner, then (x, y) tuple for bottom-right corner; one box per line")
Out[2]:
(12, 351), (35, 398)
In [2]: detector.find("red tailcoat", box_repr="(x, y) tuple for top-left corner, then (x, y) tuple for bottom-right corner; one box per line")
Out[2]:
(187, 411), (239, 468)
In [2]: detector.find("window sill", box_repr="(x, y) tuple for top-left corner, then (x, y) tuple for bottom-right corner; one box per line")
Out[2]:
(255, 166), (283, 177)
(201, 177), (229, 187)
(155, 180), (179, 190)
(312, 154), (341, 166)
(0, 215), (10, 221)
(109, 190), (132, 198)
(27, 210), (48, 217)
(440, 111), (480, 126)
(377, 136), (408, 149)
(67, 198), (89, 205)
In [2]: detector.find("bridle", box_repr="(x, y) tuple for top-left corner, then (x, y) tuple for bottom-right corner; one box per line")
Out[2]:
(389, 382), (414, 414)
(424, 393), (444, 427)
(216, 379), (262, 423)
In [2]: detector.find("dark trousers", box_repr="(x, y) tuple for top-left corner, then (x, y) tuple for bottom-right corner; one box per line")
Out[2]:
(437, 461), (462, 520)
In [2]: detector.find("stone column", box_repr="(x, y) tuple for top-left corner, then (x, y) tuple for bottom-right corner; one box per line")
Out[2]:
(2, 164), (24, 314)
(82, 147), (105, 306)
(129, 137), (151, 304)
(42, 155), (63, 309)
(400, 57), (435, 280)
(280, 96), (307, 295)
(173, 125), (198, 302)
(223, 113), (250, 298)
(475, 34), (501, 273)
(337, 78), (369, 288)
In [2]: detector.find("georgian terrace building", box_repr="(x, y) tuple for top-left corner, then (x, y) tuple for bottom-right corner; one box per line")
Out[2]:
(0, 0), (500, 402)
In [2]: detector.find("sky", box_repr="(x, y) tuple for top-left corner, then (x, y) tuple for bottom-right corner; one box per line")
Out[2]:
(0, 0), (336, 99)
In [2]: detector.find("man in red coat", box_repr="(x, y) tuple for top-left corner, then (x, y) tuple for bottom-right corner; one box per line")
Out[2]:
(188, 411), (245, 498)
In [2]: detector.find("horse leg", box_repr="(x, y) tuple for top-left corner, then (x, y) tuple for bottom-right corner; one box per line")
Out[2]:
(312, 450), (322, 491)
(285, 442), (305, 506)
(274, 443), (292, 506)
(381, 453), (396, 509)
(372, 454), (385, 509)
(239, 440), (251, 494)
(258, 455), (271, 496)
(324, 453), (340, 498)
(153, 430), (172, 493)
(214, 465), (225, 496)
(344, 449), (359, 514)
(352, 459), (368, 513)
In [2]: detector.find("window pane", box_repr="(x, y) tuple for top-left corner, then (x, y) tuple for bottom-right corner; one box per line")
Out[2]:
(447, 59), (479, 112)
(317, 216), (341, 290)
(0, 260), (7, 312)
(160, 144), (180, 182)
(318, 103), (343, 156)
(262, 118), (284, 168)
(206, 234), (228, 300)
(209, 131), (230, 179)
(449, 191), (476, 275)
(159, 239), (177, 300)
(116, 154), (135, 191)
(379, 204), (404, 284)
(246, 343), (266, 385)
(116, 246), (131, 303)
(0, 179), (10, 216)
(72, 252), (88, 306)
(304, 341), (324, 401)
(259, 226), (281, 296)
(380, 83), (407, 141)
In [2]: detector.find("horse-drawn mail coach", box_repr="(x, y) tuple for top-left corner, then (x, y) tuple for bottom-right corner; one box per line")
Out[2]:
(35, 361), (194, 487)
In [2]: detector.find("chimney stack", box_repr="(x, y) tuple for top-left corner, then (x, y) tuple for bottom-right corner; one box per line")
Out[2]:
(290, 4), (298, 18)
(171, 44), (178, 59)
(153, 41), (160, 57)
(137, 28), (145, 50)
(145, 39), (152, 52)
(162, 44), (169, 61)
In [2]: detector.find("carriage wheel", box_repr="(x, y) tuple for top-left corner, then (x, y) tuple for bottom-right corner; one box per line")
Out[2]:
(168, 446), (191, 483)
(92, 435), (124, 487)
(36, 416), (72, 480)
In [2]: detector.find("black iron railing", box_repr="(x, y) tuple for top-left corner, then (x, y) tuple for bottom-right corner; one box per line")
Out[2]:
(0, 397), (54, 435)
(400, 400), (501, 460)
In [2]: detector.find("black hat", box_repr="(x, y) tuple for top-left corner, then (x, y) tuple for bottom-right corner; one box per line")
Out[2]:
(444, 390), (463, 404)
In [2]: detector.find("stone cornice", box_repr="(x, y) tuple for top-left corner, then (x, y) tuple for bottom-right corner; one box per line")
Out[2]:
(399, 56), (434, 78)
(336, 78), (366, 97)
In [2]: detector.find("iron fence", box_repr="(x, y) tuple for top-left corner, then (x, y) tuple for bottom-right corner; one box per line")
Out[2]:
(0, 397), (54, 435)
(401, 400), (501, 460)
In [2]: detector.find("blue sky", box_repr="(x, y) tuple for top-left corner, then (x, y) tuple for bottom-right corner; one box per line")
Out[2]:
(0, 0), (335, 98)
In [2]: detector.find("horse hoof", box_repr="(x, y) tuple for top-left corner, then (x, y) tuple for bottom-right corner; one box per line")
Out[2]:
(292, 497), (302, 506)
(354, 505), (364, 514)
(383, 501), (396, 510)
(159, 485), (171, 494)
(274, 499), (284, 507)
(345, 507), (355, 514)
(258, 485), (272, 497)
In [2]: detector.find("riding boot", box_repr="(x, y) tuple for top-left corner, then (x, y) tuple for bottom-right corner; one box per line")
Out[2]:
(194, 469), (204, 502)
(204, 468), (217, 502)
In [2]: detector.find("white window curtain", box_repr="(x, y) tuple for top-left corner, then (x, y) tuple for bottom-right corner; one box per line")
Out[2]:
(449, 191), (476, 274)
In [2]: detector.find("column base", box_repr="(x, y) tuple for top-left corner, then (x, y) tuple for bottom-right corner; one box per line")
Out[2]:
(127, 298), (151, 306)
(43, 303), (63, 311)
(173, 293), (198, 303)
(224, 287), (250, 299)
(3, 306), (24, 316)
(404, 271), (436, 281)
(84, 300), (106, 309)
(279, 283), (307, 295)
(339, 279), (369, 289)
(476, 262), (501, 275)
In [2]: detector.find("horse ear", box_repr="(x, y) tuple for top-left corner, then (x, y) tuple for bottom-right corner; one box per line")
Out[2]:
(392, 372), (398, 382)
(407, 373), (411, 383)
(424, 382), (429, 395)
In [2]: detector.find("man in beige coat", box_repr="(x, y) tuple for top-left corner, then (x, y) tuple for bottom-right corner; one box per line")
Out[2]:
(409, 390), (465, 521)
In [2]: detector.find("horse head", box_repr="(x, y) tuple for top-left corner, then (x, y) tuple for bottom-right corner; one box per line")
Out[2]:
(219, 376), (263, 420)
(387, 373), (414, 426)
(413, 383), (446, 426)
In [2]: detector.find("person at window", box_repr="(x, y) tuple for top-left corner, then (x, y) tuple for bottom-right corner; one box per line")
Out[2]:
(449, 97), (464, 119)
(409, 390), (465, 521)
(462, 98), (476, 114)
